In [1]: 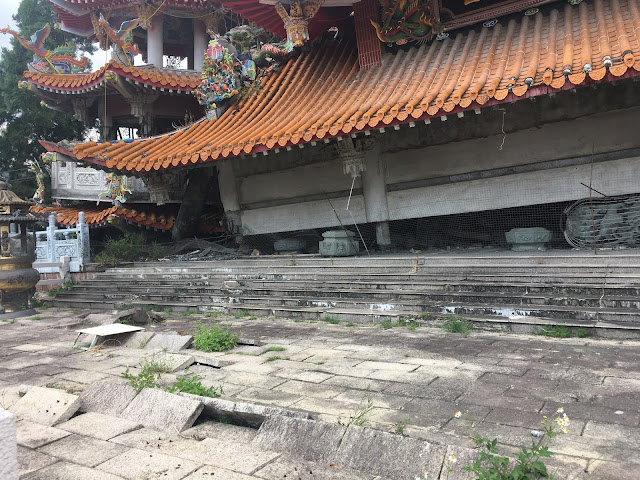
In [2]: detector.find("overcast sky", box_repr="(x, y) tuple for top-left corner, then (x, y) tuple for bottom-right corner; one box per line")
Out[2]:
(0, 0), (22, 52)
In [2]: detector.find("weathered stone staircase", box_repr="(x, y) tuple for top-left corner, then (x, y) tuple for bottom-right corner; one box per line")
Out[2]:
(45, 250), (640, 337)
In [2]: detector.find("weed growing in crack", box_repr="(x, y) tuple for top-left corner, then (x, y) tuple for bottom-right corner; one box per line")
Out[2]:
(266, 355), (281, 362)
(541, 325), (572, 338)
(193, 323), (240, 352)
(339, 387), (374, 427)
(392, 419), (409, 435)
(267, 346), (286, 352)
(441, 315), (473, 337)
(458, 408), (571, 479)
(182, 309), (200, 317)
(166, 375), (223, 398)
(234, 310), (249, 319)
(322, 316), (340, 325)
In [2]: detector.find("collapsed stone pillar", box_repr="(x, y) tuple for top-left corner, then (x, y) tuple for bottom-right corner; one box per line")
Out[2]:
(171, 167), (214, 241)
(217, 160), (243, 242)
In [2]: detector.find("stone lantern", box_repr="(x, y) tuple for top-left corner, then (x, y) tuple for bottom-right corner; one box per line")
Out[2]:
(0, 181), (40, 317)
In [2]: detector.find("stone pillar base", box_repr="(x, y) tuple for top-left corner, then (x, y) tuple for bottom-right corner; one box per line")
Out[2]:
(505, 227), (552, 251)
(376, 221), (391, 247)
(319, 230), (360, 256)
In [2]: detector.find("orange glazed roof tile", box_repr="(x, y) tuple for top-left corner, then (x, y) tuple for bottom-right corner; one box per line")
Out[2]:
(30, 205), (176, 230)
(24, 61), (200, 94)
(71, 0), (640, 173)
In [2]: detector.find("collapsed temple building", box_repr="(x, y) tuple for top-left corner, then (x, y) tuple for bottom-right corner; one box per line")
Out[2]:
(17, 0), (640, 252)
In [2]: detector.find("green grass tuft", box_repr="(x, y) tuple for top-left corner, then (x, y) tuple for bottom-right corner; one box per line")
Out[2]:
(193, 323), (240, 352)
(321, 316), (340, 325)
(441, 315), (473, 337)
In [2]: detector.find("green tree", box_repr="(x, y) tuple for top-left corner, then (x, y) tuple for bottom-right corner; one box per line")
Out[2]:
(0, 0), (95, 199)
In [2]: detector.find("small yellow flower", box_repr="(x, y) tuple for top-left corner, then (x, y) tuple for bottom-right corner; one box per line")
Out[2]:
(449, 455), (457, 463)
(455, 411), (462, 418)
(557, 407), (564, 414)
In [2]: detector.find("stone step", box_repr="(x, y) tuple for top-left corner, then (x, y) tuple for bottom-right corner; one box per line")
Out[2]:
(125, 251), (640, 268)
(92, 271), (640, 285)
(43, 295), (640, 338)
(47, 288), (639, 323)
(103, 263), (640, 276)
(63, 284), (640, 309)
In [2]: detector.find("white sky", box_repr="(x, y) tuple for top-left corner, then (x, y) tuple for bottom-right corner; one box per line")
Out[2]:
(0, 0), (22, 52)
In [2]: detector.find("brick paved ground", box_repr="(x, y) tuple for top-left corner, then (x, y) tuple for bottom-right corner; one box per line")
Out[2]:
(2, 308), (640, 479)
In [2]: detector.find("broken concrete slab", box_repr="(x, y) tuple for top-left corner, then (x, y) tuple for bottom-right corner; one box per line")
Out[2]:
(21, 461), (125, 480)
(0, 409), (18, 480)
(9, 386), (81, 426)
(253, 416), (347, 463)
(122, 388), (203, 432)
(118, 331), (155, 349)
(37, 433), (127, 467)
(84, 313), (119, 325)
(78, 381), (138, 416)
(57, 412), (141, 441)
(144, 333), (193, 352)
(147, 352), (194, 372)
(16, 420), (71, 448)
(96, 448), (198, 480)
(331, 424), (448, 479)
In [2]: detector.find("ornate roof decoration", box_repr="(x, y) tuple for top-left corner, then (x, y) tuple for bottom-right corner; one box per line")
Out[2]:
(275, 0), (325, 47)
(0, 23), (89, 74)
(24, 62), (201, 94)
(94, 14), (140, 66)
(371, 0), (443, 46)
(65, 0), (640, 173)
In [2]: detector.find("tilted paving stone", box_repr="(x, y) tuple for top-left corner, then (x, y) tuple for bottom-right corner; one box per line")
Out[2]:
(78, 381), (139, 416)
(121, 388), (203, 432)
(37, 434), (127, 467)
(143, 333), (193, 352)
(96, 448), (198, 480)
(223, 361), (281, 375)
(253, 416), (347, 463)
(57, 412), (141, 441)
(16, 420), (71, 448)
(288, 397), (363, 418)
(21, 461), (126, 480)
(9, 386), (81, 426)
(333, 390), (412, 410)
(109, 427), (182, 451)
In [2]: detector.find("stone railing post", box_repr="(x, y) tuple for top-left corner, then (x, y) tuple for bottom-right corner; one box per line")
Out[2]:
(46, 214), (57, 262)
(0, 409), (18, 480)
(77, 211), (90, 265)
